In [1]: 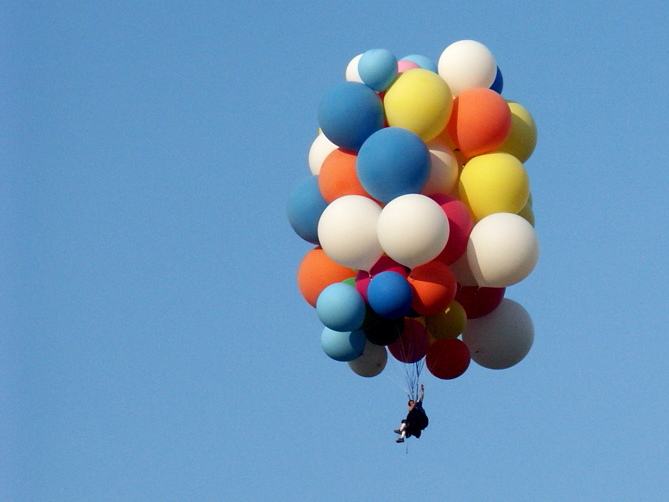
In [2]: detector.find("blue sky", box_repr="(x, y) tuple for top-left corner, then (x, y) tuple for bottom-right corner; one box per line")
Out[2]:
(2, 1), (668, 500)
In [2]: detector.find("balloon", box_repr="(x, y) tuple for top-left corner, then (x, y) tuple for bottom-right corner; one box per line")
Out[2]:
(445, 88), (511, 159)
(438, 40), (497, 96)
(459, 152), (529, 220)
(297, 248), (355, 307)
(287, 176), (328, 244)
(407, 260), (457, 316)
(321, 327), (366, 362)
(367, 271), (413, 319)
(467, 213), (539, 287)
(348, 341), (387, 377)
(462, 299), (533, 369)
(342, 277), (356, 287)
(383, 69), (453, 142)
(318, 82), (384, 151)
(490, 66), (503, 94)
(308, 132), (338, 175)
(316, 282), (366, 331)
(455, 285), (505, 319)
(397, 60), (420, 73)
(317, 195), (383, 271)
(388, 318), (429, 363)
(377, 194), (449, 268)
(517, 200), (535, 226)
(401, 54), (437, 73)
(426, 338), (470, 379)
(425, 300), (467, 339)
(318, 149), (371, 203)
(358, 49), (398, 92)
(449, 252), (479, 286)
(356, 127), (430, 203)
(421, 142), (459, 197)
(355, 256), (408, 300)
(432, 195), (474, 265)
(363, 311), (403, 345)
(496, 101), (537, 162)
(345, 54), (363, 83)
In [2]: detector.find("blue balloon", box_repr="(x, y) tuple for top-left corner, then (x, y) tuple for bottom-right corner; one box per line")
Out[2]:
(401, 54), (437, 73)
(367, 271), (412, 319)
(316, 283), (366, 331)
(356, 127), (429, 202)
(490, 66), (504, 94)
(286, 176), (327, 244)
(321, 327), (366, 362)
(318, 82), (384, 152)
(358, 49), (397, 92)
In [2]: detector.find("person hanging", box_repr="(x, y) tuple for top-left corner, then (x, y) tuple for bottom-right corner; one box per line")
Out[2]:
(394, 384), (428, 443)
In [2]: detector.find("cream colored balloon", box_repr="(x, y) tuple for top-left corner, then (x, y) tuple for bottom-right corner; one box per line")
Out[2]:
(308, 132), (338, 175)
(467, 213), (539, 287)
(438, 40), (497, 96)
(348, 341), (387, 377)
(463, 298), (534, 369)
(449, 252), (479, 286)
(422, 141), (459, 196)
(318, 195), (383, 271)
(377, 194), (449, 268)
(345, 54), (363, 83)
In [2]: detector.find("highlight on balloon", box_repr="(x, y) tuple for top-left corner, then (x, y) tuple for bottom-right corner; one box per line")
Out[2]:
(288, 40), (539, 397)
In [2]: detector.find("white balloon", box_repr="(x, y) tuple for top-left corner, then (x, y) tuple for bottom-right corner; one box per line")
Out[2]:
(377, 194), (449, 268)
(318, 195), (383, 271)
(422, 142), (459, 196)
(450, 252), (479, 286)
(345, 54), (363, 83)
(308, 132), (338, 175)
(348, 341), (387, 377)
(438, 40), (497, 96)
(467, 213), (538, 287)
(462, 299), (534, 369)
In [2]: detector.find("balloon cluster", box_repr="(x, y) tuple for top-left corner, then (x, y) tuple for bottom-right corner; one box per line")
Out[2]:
(288, 40), (538, 381)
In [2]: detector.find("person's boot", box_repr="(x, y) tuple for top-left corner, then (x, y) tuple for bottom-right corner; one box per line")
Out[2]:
(396, 436), (404, 443)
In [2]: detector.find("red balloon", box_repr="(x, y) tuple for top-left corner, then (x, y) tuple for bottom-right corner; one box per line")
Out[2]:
(426, 338), (470, 379)
(408, 260), (457, 316)
(355, 255), (408, 301)
(431, 194), (474, 265)
(455, 285), (505, 319)
(388, 318), (428, 363)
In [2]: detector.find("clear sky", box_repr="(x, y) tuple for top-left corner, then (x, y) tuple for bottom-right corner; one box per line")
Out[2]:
(2, 1), (669, 500)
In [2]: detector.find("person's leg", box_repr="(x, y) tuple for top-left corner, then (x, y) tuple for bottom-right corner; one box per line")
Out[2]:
(394, 420), (407, 434)
(396, 421), (408, 442)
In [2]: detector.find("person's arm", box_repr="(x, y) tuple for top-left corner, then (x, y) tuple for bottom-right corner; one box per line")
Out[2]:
(417, 384), (425, 403)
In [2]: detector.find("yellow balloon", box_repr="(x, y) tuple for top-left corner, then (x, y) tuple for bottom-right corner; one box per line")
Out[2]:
(496, 101), (537, 162)
(517, 200), (535, 226)
(383, 69), (453, 142)
(425, 301), (467, 340)
(459, 152), (529, 221)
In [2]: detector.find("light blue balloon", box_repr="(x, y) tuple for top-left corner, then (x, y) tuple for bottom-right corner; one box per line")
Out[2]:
(401, 54), (437, 73)
(316, 282), (366, 331)
(318, 82), (384, 152)
(356, 127), (429, 203)
(321, 327), (366, 362)
(287, 176), (328, 244)
(358, 49), (397, 92)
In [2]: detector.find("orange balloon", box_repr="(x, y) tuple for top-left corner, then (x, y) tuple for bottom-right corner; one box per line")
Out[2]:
(318, 149), (371, 203)
(444, 88), (511, 159)
(408, 260), (457, 316)
(297, 247), (356, 307)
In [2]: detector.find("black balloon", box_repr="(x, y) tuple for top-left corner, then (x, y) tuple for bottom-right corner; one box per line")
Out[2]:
(363, 310), (403, 346)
